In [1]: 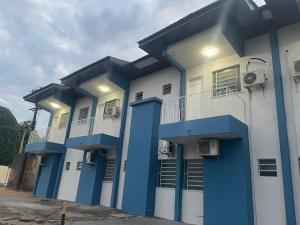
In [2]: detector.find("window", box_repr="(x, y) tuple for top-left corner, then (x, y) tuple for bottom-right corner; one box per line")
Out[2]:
(58, 112), (69, 129)
(123, 160), (127, 172)
(76, 162), (82, 170)
(135, 92), (143, 101)
(298, 158), (300, 174)
(184, 159), (203, 191)
(258, 159), (277, 177)
(103, 99), (120, 119)
(78, 107), (89, 121)
(213, 65), (241, 96)
(104, 159), (116, 182)
(65, 162), (70, 171)
(157, 159), (176, 188)
(162, 83), (172, 95)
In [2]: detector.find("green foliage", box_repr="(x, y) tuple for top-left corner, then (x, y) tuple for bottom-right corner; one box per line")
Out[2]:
(0, 106), (31, 166)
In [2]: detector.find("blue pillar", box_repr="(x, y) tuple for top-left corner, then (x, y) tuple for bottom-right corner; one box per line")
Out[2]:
(76, 150), (107, 205)
(203, 130), (254, 225)
(269, 27), (296, 225)
(35, 154), (61, 198)
(174, 145), (184, 222)
(122, 97), (162, 217)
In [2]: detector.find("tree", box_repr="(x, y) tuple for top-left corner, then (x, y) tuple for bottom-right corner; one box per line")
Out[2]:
(0, 106), (23, 165)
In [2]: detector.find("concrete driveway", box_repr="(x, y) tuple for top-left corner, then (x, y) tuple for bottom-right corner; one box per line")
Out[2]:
(0, 188), (187, 225)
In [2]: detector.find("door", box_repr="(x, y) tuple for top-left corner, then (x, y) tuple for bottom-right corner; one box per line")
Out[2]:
(187, 77), (204, 120)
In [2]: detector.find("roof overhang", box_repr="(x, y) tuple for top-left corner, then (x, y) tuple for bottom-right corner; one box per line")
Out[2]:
(138, 0), (300, 58)
(60, 56), (129, 87)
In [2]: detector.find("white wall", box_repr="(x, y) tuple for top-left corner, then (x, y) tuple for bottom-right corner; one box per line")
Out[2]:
(48, 107), (70, 144)
(278, 22), (300, 225)
(154, 188), (176, 220)
(116, 68), (180, 210)
(100, 182), (113, 207)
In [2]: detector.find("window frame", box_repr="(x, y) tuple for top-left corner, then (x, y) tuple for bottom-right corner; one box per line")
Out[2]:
(78, 107), (89, 121)
(162, 83), (172, 95)
(104, 159), (116, 182)
(58, 112), (69, 129)
(157, 159), (177, 189)
(258, 158), (277, 177)
(65, 162), (71, 171)
(76, 161), (82, 171)
(135, 91), (143, 101)
(212, 65), (241, 97)
(183, 159), (204, 191)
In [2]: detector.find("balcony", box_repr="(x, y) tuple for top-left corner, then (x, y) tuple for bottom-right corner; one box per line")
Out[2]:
(66, 117), (120, 150)
(159, 88), (248, 143)
(25, 127), (66, 154)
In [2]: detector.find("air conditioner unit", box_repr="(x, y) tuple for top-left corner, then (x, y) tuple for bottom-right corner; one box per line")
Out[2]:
(103, 99), (120, 119)
(86, 151), (97, 164)
(197, 140), (219, 157)
(293, 60), (300, 82)
(243, 69), (267, 88)
(37, 155), (46, 166)
(159, 141), (176, 155)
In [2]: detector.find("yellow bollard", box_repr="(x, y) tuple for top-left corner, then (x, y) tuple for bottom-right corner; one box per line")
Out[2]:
(61, 201), (67, 225)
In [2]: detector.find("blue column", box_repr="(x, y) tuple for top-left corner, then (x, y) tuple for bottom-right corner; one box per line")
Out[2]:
(174, 145), (184, 221)
(76, 150), (107, 205)
(269, 27), (296, 225)
(35, 154), (61, 198)
(203, 131), (254, 225)
(122, 97), (162, 217)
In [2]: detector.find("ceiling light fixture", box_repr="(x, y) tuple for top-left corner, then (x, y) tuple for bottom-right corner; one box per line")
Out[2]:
(99, 85), (111, 93)
(202, 46), (219, 57)
(50, 102), (61, 109)
(252, 0), (266, 7)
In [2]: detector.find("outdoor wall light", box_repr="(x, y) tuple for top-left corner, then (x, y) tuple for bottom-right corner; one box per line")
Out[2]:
(99, 85), (111, 93)
(202, 46), (219, 57)
(50, 102), (61, 109)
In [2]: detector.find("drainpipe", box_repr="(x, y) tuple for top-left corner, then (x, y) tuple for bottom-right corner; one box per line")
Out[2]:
(269, 26), (296, 225)
(162, 49), (186, 222)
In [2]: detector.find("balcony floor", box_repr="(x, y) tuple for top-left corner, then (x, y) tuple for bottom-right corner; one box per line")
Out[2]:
(159, 115), (247, 144)
(25, 142), (65, 154)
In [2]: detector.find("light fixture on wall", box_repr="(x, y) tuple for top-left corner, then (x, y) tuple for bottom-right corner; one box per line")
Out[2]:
(99, 85), (111, 93)
(252, 0), (266, 7)
(202, 46), (219, 57)
(50, 102), (61, 109)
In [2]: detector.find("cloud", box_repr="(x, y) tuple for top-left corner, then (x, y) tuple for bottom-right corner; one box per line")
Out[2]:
(0, 0), (215, 124)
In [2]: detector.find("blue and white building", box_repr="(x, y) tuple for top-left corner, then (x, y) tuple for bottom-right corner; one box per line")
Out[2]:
(24, 1), (300, 225)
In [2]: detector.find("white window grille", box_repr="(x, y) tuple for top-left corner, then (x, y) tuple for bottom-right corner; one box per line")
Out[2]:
(135, 92), (143, 101)
(78, 107), (89, 124)
(76, 161), (82, 170)
(65, 162), (70, 171)
(157, 159), (176, 188)
(162, 83), (172, 95)
(103, 99), (120, 119)
(184, 159), (203, 191)
(104, 159), (116, 182)
(213, 65), (241, 96)
(258, 159), (277, 177)
(58, 112), (69, 129)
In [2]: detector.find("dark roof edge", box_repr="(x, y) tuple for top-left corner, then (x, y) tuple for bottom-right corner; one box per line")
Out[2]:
(23, 83), (62, 100)
(60, 56), (129, 82)
(138, 0), (231, 46)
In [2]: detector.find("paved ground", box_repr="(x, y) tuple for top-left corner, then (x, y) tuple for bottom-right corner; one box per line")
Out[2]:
(0, 187), (186, 225)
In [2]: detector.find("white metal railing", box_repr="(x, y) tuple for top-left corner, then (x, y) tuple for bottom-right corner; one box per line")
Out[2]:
(70, 117), (120, 138)
(161, 87), (246, 124)
(28, 126), (67, 145)
(28, 127), (51, 144)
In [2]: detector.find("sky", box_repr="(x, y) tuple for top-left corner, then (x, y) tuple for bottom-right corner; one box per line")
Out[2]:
(0, 0), (215, 127)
